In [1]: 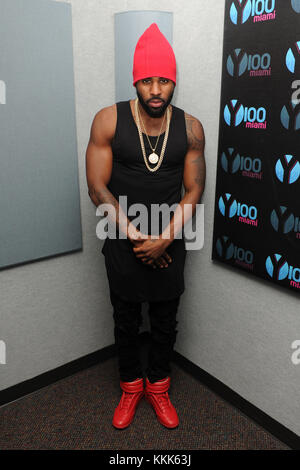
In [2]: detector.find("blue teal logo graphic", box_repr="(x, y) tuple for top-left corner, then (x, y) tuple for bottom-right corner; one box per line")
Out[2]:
(231, 0), (276, 25)
(230, 0), (252, 24)
(266, 254), (300, 286)
(275, 155), (300, 184)
(227, 49), (271, 77)
(218, 193), (237, 218)
(221, 148), (262, 177)
(224, 100), (244, 126)
(218, 193), (258, 224)
(224, 100), (267, 128)
(270, 207), (295, 233)
(221, 148), (241, 173)
(286, 41), (300, 73)
(280, 101), (300, 130)
(216, 236), (254, 265)
(216, 236), (235, 259)
(227, 49), (248, 76)
(291, 0), (300, 13)
(266, 254), (289, 280)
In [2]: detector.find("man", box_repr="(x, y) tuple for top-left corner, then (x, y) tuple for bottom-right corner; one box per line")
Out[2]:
(85, 23), (205, 429)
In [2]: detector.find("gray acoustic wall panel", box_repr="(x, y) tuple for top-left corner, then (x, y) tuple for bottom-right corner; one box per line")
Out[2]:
(114, 10), (173, 102)
(0, 0), (82, 269)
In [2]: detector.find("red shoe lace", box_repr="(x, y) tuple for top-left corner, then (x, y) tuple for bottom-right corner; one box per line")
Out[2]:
(120, 392), (135, 409)
(155, 392), (171, 411)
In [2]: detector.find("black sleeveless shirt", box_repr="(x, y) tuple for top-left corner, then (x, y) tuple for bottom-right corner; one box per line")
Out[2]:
(101, 100), (188, 302)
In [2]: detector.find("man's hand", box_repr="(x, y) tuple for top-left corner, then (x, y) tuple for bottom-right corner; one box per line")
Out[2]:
(127, 227), (171, 269)
(132, 236), (171, 268)
(153, 251), (172, 269)
(128, 227), (172, 269)
(139, 243), (172, 269)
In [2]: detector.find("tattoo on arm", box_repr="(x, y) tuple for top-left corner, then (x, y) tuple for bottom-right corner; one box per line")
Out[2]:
(89, 185), (118, 210)
(191, 154), (206, 189)
(185, 114), (206, 190)
(88, 184), (127, 231)
(185, 115), (205, 152)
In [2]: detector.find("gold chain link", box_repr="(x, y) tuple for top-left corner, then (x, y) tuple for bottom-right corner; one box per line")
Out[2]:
(134, 97), (171, 173)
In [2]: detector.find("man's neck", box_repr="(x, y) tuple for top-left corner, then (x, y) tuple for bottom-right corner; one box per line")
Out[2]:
(135, 99), (171, 134)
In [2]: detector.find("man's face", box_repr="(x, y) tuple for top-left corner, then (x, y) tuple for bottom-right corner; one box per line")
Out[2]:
(135, 77), (175, 118)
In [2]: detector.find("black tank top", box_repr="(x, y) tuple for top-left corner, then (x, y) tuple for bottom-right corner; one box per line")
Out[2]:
(101, 100), (188, 302)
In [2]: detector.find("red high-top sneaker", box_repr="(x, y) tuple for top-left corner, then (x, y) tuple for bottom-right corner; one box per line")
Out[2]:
(145, 376), (179, 428)
(112, 377), (144, 429)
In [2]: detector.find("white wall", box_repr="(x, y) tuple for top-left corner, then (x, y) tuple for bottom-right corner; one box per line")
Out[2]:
(1, 0), (299, 437)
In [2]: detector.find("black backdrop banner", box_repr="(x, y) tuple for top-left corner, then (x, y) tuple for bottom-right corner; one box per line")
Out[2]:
(212, 0), (300, 293)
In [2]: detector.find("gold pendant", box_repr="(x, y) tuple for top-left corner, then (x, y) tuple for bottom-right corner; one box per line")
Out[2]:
(148, 153), (159, 164)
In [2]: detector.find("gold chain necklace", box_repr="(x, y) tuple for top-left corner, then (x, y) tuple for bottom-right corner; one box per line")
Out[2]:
(134, 97), (171, 172)
(138, 105), (166, 161)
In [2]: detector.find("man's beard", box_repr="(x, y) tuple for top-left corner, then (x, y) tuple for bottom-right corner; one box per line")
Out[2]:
(136, 88), (174, 118)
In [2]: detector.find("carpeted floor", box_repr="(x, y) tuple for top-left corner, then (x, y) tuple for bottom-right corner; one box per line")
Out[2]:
(0, 352), (290, 450)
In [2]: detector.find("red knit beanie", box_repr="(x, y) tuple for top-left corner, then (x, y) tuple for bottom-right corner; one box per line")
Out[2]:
(132, 23), (176, 86)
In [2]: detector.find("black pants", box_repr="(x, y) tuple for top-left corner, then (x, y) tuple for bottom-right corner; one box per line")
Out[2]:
(109, 289), (181, 384)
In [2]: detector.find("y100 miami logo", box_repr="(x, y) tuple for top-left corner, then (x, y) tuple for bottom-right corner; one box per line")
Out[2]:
(291, 0), (300, 13)
(266, 254), (300, 289)
(286, 42), (300, 74)
(224, 99), (267, 129)
(227, 48), (271, 77)
(221, 148), (263, 180)
(218, 193), (258, 226)
(280, 100), (300, 130)
(275, 155), (300, 184)
(216, 235), (254, 270)
(271, 206), (300, 239)
(230, 0), (276, 25)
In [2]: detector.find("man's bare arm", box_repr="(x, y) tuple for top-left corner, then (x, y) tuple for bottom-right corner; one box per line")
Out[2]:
(184, 113), (206, 196)
(85, 105), (140, 243)
(159, 112), (206, 244)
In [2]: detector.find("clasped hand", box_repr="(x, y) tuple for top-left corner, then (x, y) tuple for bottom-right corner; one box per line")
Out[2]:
(131, 232), (172, 269)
